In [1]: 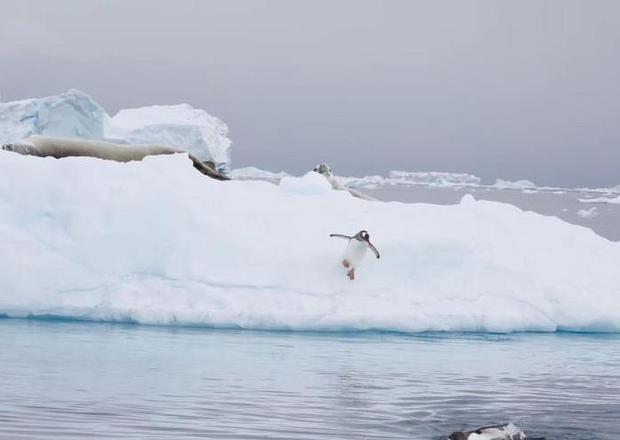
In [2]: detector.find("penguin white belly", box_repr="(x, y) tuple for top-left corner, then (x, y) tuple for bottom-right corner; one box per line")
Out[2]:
(343, 240), (367, 268)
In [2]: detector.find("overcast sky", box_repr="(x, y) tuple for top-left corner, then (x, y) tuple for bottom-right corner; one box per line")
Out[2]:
(1, 0), (619, 186)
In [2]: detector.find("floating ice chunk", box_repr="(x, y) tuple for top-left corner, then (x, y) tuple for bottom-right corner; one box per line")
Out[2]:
(576, 207), (598, 218)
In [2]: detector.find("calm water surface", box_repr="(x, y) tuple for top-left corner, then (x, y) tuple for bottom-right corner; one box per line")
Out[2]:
(1, 319), (619, 440)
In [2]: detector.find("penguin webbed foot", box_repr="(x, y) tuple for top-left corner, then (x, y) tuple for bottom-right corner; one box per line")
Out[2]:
(347, 268), (355, 280)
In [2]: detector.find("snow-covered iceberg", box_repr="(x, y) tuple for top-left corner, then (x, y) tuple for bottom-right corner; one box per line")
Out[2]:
(1, 151), (619, 333)
(0, 89), (107, 143)
(0, 90), (232, 172)
(107, 104), (231, 172)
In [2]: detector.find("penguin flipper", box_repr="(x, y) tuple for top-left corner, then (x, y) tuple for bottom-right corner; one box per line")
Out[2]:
(329, 234), (352, 240)
(368, 242), (380, 259)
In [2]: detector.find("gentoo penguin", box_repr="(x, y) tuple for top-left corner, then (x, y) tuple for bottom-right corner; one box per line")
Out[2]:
(329, 230), (380, 280)
(447, 423), (529, 440)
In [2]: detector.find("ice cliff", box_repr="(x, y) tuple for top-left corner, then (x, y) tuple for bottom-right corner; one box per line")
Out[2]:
(1, 151), (619, 333)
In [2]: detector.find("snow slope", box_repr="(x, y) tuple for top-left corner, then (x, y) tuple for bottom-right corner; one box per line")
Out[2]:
(0, 90), (232, 172)
(1, 151), (619, 333)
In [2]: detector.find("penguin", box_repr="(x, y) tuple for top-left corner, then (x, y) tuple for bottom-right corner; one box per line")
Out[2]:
(447, 423), (531, 440)
(329, 230), (380, 280)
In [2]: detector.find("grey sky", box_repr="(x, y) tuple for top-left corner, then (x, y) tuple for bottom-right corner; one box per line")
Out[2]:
(1, 0), (619, 186)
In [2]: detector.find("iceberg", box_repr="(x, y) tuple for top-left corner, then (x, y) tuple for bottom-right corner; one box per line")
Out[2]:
(107, 104), (231, 173)
(1, 151), (619, 333)
(0, 89), (106, 144)
(0, 90), (232, 172)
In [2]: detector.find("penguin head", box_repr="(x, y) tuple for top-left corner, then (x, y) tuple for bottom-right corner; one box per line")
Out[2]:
(447, 433), (468, 440)
(360, 230), (370, 241)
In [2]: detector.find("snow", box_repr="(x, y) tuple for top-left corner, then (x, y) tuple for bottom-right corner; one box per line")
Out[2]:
(1, 151), (619, 333)
(0, 90), (231, 172)
(579, 195), (620, 204)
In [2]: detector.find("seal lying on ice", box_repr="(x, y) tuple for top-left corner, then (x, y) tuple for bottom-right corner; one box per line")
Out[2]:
(2, 135), (229, 181)
(313, 163), (376, 201)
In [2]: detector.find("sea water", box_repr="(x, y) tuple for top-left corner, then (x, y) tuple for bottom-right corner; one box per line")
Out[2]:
(1, 319), (619, 440)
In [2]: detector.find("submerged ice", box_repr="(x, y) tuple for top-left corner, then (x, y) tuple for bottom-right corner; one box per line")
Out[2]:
(1, 151), (619, 333)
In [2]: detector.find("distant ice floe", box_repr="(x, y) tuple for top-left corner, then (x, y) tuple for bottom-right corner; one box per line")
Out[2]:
(231, 166), (291, 181)
(2, 151), (620, 333)
(234, 166), (620, 194)
(0, 89), (232, 173)
(579, 195), (620, 205)
(493, 179), (537, 190)
(576, 207), (598, 218)
(233, 168), (486, 189)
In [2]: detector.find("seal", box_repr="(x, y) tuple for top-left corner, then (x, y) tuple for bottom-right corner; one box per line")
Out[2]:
(329, 230), (380, 280)
(2, 135), (229, 180)
(313, 163), (376, 201)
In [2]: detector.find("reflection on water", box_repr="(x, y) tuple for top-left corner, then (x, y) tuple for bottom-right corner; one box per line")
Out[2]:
(0, 319), (619, 439)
